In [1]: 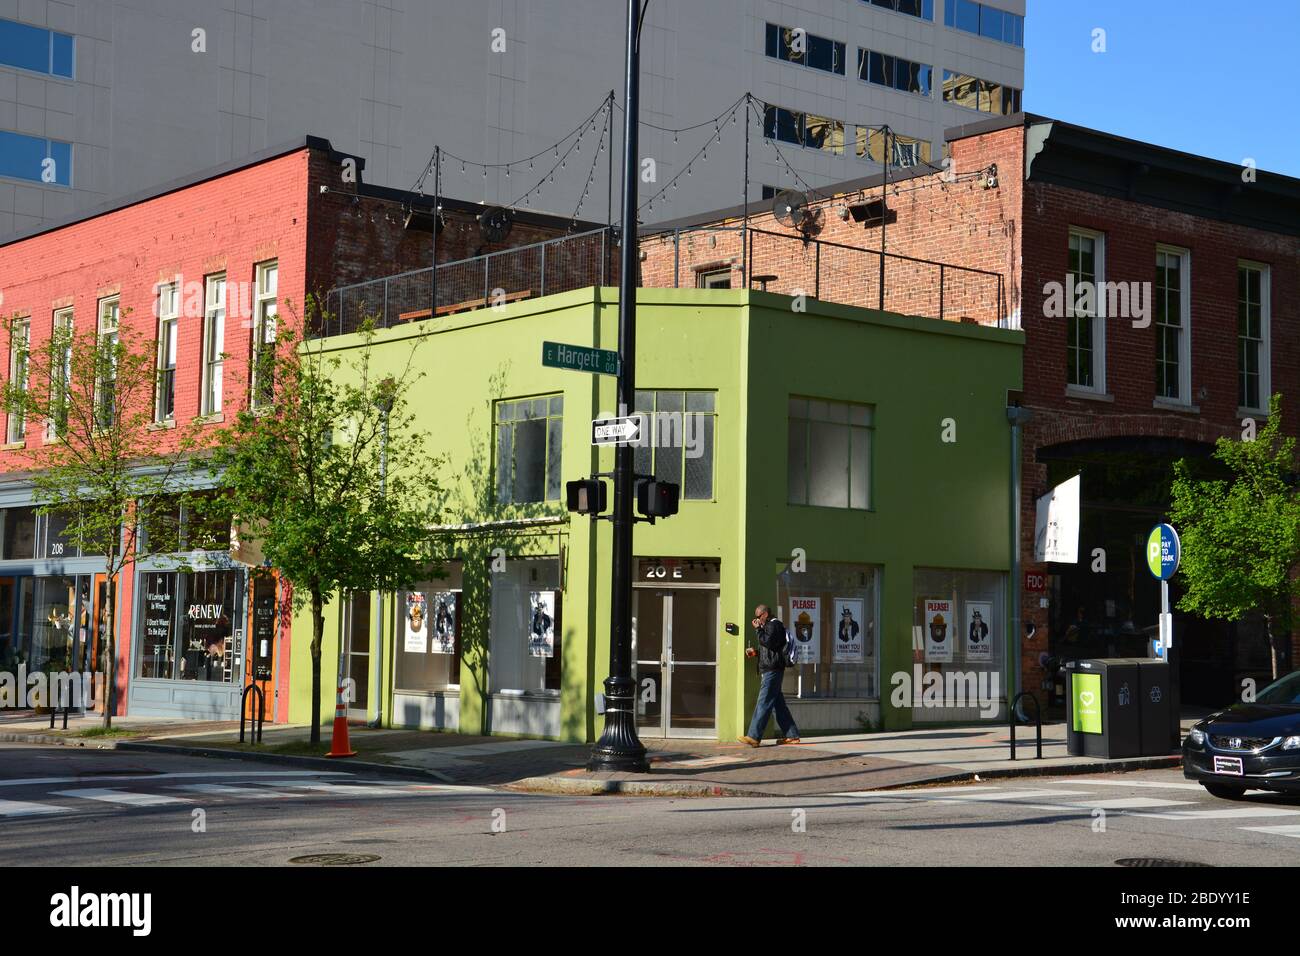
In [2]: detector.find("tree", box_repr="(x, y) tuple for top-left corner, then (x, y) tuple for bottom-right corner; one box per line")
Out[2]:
(208, 300), (439, 744)
(0, 311), (201, 726)
(1169, 394), (1300, 680)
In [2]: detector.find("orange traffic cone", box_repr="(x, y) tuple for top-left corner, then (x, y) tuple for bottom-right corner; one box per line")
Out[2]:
(325, 682), (357, 758)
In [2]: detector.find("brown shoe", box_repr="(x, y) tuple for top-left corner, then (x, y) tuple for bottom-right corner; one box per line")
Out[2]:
(776, 737), (801, 745)
(737, 735), (760, 748)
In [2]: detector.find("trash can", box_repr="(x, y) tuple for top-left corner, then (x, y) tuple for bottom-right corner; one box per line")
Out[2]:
(1064, 658), (1142, 758)
(1135, 658), (1173, 755)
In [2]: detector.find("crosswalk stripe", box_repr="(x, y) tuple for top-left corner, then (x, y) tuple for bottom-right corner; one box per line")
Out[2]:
(1060, 779), (1207, 791)
(169, 784), (298, 799)
(1058, 797), (1196, 810)
(1135, 807), (1300, 821)
(0, 798), (73, 817)
(1238, 825), (1300, 838)
(50, 788), (192, 807)
(893, 788), (1096, 802)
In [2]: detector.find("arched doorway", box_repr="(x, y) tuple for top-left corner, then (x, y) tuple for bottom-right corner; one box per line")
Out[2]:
(1037, 436), (1281, 706)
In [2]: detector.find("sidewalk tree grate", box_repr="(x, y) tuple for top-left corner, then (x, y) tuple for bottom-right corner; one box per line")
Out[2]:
(1115, 858), (1211, 868)
(289, 853), (381, 866)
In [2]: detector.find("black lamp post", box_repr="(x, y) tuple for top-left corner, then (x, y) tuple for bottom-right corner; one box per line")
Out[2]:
(588, 0), (650, 773)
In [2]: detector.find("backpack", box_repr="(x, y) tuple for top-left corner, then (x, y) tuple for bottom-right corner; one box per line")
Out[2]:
(780, 621), (798, 667)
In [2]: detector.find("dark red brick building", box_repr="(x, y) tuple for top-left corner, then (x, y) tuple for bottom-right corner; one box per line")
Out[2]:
(640, 112), (1300, 709)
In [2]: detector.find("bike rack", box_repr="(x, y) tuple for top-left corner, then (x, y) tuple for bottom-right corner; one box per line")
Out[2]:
(240, 683), (265, 744)
(1009, 691), (1042, 760)
(48, 680), (71, 731)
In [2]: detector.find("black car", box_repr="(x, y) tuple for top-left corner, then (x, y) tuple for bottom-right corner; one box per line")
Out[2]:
(1183, 670), (1300, 799)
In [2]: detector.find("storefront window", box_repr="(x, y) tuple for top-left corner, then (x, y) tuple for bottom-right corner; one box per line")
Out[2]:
(1, 506), (37, 560)
(395, 562), (462, 692)
(912, 568), (1006, 714)
(488, 556), (561, 693)
(135, 569), (242, 682)
(774, 561), (879, 698)
(13, 575), (78, 671)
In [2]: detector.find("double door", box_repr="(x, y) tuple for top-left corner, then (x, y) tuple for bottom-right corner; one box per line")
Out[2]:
(633, 587), (718, 737)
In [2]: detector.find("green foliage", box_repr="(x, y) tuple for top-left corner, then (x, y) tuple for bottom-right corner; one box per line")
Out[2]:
(1169, 395), (1299, 676)
(207, 298), (442, 739)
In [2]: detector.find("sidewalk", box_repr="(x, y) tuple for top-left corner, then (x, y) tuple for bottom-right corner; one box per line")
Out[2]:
(0, 711), (1190, 797)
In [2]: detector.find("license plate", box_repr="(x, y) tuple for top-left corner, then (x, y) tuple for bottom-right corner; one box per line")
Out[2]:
(1213, 756), (1244, 776)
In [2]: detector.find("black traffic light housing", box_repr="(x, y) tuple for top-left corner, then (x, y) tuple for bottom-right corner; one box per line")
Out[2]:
(566, 478), (608, 515)
(636, 479), (680, 521)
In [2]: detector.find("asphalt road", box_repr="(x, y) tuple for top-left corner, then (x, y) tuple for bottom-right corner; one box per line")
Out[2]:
(2, 743), (1298, 866)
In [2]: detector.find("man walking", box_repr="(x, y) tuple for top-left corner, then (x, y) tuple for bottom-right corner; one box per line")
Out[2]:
(740, 604), (800, 747)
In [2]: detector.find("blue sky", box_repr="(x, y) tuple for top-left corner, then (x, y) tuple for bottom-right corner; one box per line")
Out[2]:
(1025, 1), (1298, 176)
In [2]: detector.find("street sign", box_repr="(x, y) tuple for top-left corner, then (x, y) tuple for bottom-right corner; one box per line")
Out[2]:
(592, 416), (641, 445)
(542, 341), (619, 376)
(1146, 523), (1180, 580)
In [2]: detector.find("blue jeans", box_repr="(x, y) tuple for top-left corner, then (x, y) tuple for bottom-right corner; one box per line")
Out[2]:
(747, 669), (798, 741)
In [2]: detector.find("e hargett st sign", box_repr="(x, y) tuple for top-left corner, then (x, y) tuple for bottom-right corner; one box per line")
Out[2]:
(541, 341), (619, 376)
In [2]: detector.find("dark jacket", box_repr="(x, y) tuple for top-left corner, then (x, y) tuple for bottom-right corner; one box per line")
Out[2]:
(754, 618), (789, 673)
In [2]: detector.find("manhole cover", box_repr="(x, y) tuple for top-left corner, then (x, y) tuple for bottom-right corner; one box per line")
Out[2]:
(1115, 858), (1211, 868)
(289, 853), (381, 866)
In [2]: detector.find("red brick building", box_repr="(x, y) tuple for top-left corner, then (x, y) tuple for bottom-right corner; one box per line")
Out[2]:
(0, 135), (589, 720)
(640, 112), (1300, 709)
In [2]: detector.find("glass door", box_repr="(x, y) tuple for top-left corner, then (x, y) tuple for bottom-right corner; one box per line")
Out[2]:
(633, 588), (718, 737)
(342, 592), (370, 718)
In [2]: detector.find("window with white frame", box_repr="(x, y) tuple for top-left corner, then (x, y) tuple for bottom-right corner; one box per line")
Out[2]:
(251, 261), (278, 408)
(7, 317), (30, 443)
(96, 296), (119, 430)
(156, 282), (178, 422)
(495, 395), (563, 504)
(1066, 229), (1105, 392)
(1238, 262), (1270, 412)
(47, 307), (73, 440)
(788, 397), (873, 510)
(1154, 246), (1190, 403)
(201, 274), (226, 416)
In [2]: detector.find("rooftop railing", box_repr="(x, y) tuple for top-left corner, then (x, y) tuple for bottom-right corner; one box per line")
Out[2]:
(318, 222), (1006, 337)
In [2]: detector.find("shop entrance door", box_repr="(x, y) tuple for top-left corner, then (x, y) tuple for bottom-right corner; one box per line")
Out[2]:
(342, 593), (370, 718)
(633, 587), (718, 737)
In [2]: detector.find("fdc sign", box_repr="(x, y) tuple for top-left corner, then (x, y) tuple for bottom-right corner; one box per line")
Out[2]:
(1145, 523), (1180, 581)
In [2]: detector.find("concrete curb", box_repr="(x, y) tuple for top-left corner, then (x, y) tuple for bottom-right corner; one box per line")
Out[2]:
(0, 731), (123, 748)
(505, 754), (1185, 798)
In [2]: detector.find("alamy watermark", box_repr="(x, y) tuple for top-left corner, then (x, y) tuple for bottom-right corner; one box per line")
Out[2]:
(598, 403), (707, 459)
(0, 666), (102, 709)
(889, 665), (1001, 719)
(1043, 274), (1151, 328)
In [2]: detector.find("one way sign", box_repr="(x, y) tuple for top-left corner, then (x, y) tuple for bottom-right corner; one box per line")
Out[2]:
(591, 416), (641, 446)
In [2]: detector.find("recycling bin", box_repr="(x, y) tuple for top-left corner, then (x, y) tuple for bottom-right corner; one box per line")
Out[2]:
(1064, 658), (1142, 758)
(1135, 658), (1173, 754)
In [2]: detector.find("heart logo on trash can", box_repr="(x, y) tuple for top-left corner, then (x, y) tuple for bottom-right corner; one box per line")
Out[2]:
(1080, 691), (1095, 707)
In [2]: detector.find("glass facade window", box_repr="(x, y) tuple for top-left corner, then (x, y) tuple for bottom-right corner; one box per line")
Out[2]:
(944, 0), (1023, 47)
(942, 71), (1020, 114)
(251, 261), (278, 408)
(136, 569), (242, 682)
(762, 104), (845, 155)
(633, 390), (716, 500)
(1237, 263), (1268, 411)
(855, 127), (932, 168)
(1155, 248), (1189, 402)
(156, 283), (178, 422)
(141, 491), (231, 555)
(202, 274), (226, 416)
(7, 317), (29, 444)
(0, 130), (71, 186)
(764, 23), (845, 75)
(865, 0), (934, 21)
(494, 395), (563, 504)
(857, 48), (933, 98)
(0, 17), (74, 77)
(1, 506), (37, 560)
(912, 568), (1007, 717)
(394, 562), (463, 692)
(1066, 230), (1103, 391)
(788, 397), (872, 510)
(775, 561), (880, 699)
(488, 556), (561, 693)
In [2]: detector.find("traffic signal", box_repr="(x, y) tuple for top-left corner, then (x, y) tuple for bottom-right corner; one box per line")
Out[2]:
(566, 478), (607, 515)
(637, 480), (680, 519)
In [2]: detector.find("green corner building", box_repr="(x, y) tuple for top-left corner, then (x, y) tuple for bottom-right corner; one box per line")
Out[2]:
(290, 288), (1023, 741)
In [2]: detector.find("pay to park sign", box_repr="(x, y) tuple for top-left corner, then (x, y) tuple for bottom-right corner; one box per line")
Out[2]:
(1146, 523), (1181, 580)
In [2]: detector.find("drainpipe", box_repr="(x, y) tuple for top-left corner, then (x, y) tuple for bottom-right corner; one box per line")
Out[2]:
(1007, 403), (1033, 717)
(370, 383), (394, 728)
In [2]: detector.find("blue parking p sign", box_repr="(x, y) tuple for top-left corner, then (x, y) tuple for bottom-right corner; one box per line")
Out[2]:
(1146, 523), (1180, 581)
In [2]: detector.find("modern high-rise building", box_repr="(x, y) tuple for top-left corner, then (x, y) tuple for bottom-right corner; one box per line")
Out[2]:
(0, 0), (1024, 236)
